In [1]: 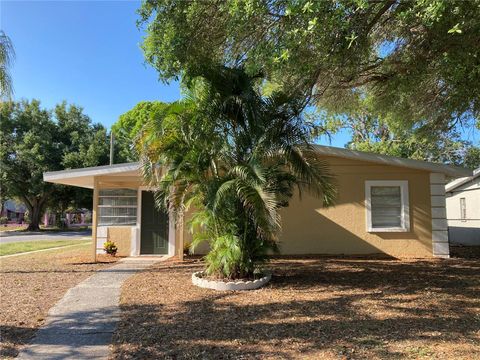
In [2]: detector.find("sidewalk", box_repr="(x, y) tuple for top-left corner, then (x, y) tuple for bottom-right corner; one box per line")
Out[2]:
(17, 257), (166, 359)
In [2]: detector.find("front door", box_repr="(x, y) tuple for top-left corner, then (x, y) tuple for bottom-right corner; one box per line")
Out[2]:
(140, 191), (169, 254)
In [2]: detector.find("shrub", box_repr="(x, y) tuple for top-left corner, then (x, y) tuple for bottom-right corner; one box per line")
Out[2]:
(103, 241), (118, 256)
(0, 217), (8, 225)
(183, 241), (191, 256)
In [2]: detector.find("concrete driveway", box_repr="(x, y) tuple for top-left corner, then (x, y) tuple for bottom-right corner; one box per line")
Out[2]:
(0, 230), (92, 244)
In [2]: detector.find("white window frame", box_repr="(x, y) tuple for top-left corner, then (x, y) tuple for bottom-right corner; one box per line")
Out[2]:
(98, 188), (138, 226)
(365, 180), (410, 233)
(460, 197), (466, 221)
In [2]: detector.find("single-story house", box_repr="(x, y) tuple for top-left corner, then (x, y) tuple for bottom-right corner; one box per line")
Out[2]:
(43, 145), (472, 260)
(446, 168), (480, 246)
(1, 199), (27, 222)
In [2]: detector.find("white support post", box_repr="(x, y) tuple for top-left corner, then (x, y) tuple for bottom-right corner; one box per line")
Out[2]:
(92, 177), (99, 262)
(430, 173), (449, 258)
(178, 213), (184, 261)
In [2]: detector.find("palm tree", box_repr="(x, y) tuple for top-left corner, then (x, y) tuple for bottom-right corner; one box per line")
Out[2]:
(137, 67), (336, 280)
(0, 31), (15, 100)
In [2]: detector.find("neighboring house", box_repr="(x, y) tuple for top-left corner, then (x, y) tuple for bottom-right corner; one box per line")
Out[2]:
(43, 145), (472, 259)
(65, 208), (92, 226)
(445, 168), (480, 246)
(1, 199), (27, 222)
(43, 208), (92, 227)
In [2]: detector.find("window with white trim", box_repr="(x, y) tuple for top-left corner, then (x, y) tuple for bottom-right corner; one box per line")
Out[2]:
(98, 188), (137, 225)
(460, 197), (466, 221)
(365, 181), (410, 232)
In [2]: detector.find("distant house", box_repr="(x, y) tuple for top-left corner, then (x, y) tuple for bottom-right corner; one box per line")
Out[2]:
(65, 208), (92, 226)
(43, 145), (471, 259)
(1, 199), (26, 222)
(446, 168), (480, 246)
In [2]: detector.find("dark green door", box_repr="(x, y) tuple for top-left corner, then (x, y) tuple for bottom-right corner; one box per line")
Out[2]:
(140, 191), (169, 254)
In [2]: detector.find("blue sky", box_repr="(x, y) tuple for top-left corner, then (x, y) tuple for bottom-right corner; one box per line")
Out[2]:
(2, 1), (181, 126)
(2, 1), (477, 149)
(1, 0), (352, 147)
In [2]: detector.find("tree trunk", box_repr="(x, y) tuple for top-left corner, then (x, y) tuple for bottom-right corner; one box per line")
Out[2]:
(27, 205), (42, 231)
(22, 196), (45, 232)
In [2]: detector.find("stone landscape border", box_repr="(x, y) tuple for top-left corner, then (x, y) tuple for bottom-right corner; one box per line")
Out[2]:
(192, 271), (271, 291)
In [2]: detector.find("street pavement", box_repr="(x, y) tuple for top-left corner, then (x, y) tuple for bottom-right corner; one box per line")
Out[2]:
(0, 230), (92, 244)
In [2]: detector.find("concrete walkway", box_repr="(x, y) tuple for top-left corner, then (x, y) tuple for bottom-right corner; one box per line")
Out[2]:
(18, 257), (166, 360)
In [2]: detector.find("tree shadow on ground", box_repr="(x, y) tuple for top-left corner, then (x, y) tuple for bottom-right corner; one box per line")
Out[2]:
(112, 255), (480, 359)
(0, 325), (37, 358)
(0, 254), (119, 358)
(1, 306), (121, 359)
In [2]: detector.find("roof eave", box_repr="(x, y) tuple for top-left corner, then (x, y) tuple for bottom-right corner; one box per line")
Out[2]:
(43, 162), (141, 189)
(445, 167), (480, 192)
(313, 145), (472, 178)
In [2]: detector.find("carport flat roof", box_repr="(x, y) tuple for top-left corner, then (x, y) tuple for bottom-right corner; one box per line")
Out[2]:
(43, 162), (141, 189)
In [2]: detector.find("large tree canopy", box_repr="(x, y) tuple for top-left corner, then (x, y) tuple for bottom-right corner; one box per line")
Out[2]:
(112, 101), (169, 162)
(138, 0), (480, 130)
(318, 93), (480, 169)
(55, 101), (111, 168)
(0, 100), (113, 230)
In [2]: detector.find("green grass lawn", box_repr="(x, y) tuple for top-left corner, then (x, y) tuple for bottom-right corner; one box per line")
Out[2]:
(0, 225), (91, 233)
(0, 240), (90, 256)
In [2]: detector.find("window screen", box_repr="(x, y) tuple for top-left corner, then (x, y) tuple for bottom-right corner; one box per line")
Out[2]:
(98, 188), (137, 225)
(370, 186), (402, 228)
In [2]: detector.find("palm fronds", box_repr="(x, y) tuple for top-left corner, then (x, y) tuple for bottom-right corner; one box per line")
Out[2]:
(0, 31), (15, 100)
(137, 67), (337, 279)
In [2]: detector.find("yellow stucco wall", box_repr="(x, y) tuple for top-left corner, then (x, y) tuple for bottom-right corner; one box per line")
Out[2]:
(175, 220), (184, 257)
(107, 226), (133, 256)
(177, 156), (434, 258)
(176, 208), (205, 256)
(278, 156), (433, 257)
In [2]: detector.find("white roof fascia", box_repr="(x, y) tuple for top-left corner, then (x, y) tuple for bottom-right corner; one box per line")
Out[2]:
(445, 167), (480, 193)
(43, 146), (472, 190)
(43, 162), (141, 186)
(313, 145), (472, 178)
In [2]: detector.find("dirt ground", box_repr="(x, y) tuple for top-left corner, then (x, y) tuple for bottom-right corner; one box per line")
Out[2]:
(0, 246), (118, 358)
(113, 248), (480, 359)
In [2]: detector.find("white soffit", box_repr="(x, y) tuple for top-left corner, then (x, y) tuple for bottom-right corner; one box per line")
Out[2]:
(43, 163), (141, 189)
